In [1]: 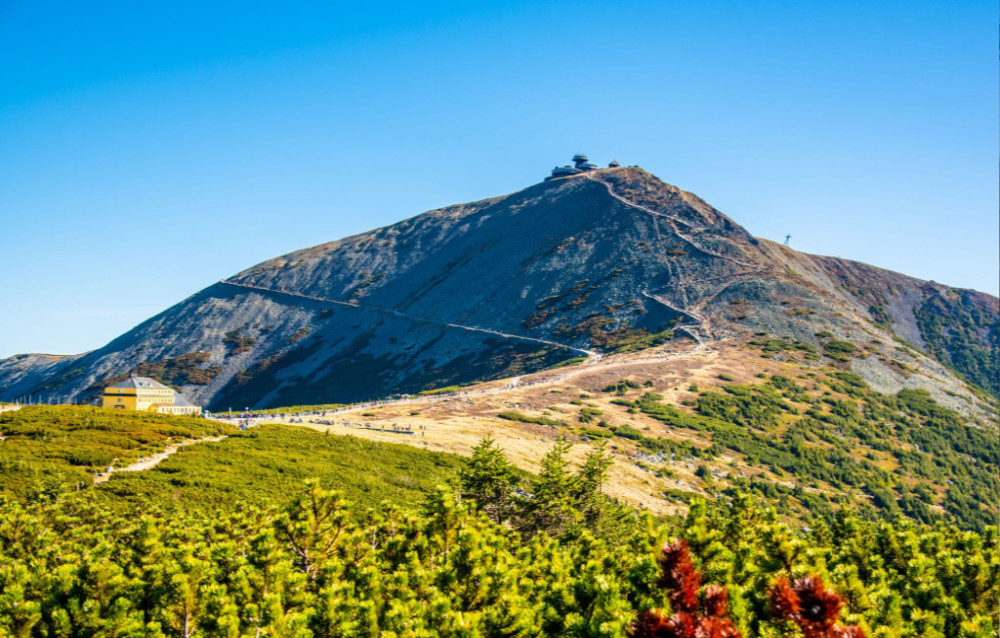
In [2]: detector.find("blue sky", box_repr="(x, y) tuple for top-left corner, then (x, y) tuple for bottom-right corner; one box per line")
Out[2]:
(1, 0), (996, 358)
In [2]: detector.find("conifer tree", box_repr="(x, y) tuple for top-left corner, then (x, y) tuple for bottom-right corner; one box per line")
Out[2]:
(459, 435), (520, 524)
(575, 441), (613, 527)
(522, 439), (581, 536)
(277, 479), (351, 581)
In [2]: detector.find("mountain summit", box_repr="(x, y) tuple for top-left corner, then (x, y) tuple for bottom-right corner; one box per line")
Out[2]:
(1, 161), (996, 409)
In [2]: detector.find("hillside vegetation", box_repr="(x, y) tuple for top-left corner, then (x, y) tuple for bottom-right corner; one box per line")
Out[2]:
(0, 456), (995, 637)
(299, 339), (998, 534)
(628, 365), (999, 532)
(95, 424), (466, 512)
(0, 407), (996, 636)
(0, 406), (232, 499)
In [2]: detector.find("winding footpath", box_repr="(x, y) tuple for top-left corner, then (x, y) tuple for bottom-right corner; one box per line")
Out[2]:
(583, 172), (758, 269)
(221, 173), (757, 416)
(310, 333), (714, 418)
(584, 171), (702, 230)
(92, 435), (227, 484)
(219, 280), (598, 359)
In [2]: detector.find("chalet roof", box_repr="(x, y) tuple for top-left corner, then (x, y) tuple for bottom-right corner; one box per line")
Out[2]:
(173, 393), (196, 407)
(104, 376), (173, 391)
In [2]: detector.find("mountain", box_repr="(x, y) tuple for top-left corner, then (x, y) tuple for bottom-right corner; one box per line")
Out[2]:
(3, 162), (997, 638)
(1, 164), (996, 411)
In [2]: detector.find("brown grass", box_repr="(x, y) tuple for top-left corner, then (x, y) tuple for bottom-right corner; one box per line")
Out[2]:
(258, 341), (833, 516)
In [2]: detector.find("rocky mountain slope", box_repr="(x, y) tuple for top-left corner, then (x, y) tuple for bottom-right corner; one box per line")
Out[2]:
(1, 165), (996, 410)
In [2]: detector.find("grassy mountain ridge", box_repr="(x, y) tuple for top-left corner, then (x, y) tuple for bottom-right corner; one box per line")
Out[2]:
(94, 424), (466, 512)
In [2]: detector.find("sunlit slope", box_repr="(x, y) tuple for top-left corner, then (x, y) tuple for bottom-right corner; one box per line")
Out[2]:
(0, 167), (995, 410)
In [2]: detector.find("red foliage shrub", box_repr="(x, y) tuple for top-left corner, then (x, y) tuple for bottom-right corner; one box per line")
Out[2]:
(768, 575), (866, 638)
(658, 538), (701, 612)
(631, 539), (741, 638)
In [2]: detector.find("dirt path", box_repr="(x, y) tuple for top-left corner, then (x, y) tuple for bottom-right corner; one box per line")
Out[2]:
(292, 333), (716, 423)
(584, 170), (701, 230)
(222, 169), (747, 417)
(219, 280), (597, 358)
(583, 171), (758, 269)
(93, 436), (227, 484)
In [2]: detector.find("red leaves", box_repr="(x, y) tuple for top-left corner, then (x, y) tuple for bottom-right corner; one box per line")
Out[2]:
(633, 540), (866, 638)
(701, 585), (730, 619)
(658, 539), (701, 613)
(631, 611), (673, 637)
(768, 577), (800, 623)
(768, 575), (866, 638)
(631, 540), (742, 638)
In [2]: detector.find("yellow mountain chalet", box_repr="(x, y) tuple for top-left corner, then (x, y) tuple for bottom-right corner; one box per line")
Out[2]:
(101, 376), (201, 415)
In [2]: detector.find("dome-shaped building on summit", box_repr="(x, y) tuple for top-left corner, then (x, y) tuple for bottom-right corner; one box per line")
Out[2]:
(546, 153), (607, 180)
(572, 154), (596, 170)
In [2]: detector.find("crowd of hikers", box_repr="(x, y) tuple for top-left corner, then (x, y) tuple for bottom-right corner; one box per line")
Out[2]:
(210, 409), (429, 435)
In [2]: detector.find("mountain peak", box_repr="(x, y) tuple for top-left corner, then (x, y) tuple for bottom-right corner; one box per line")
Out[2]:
(0, 163), (995, 410)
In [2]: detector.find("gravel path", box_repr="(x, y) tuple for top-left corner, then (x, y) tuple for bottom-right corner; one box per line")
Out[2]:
(583, 172), (757, 269)
(93, 435), (227, 484)
(219, 280), (597, 358)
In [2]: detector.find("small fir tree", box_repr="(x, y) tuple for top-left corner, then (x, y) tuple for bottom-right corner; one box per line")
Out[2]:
(459, 436), (520, 524)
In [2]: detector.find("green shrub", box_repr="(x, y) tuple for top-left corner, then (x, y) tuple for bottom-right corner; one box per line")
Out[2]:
(602, 379), (641, 395)
(824, 340), (858, 358)
(497, 412), (564, 427)
(611, 424), (643, 440)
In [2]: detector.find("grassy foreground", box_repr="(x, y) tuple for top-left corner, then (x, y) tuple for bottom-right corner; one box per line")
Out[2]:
(0, 405), (996, 636)
(0, 406), (232, 499)
(95, 424), (466, 511)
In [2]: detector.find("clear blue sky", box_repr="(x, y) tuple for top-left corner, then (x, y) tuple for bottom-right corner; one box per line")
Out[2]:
(1, 0), (996, 358)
